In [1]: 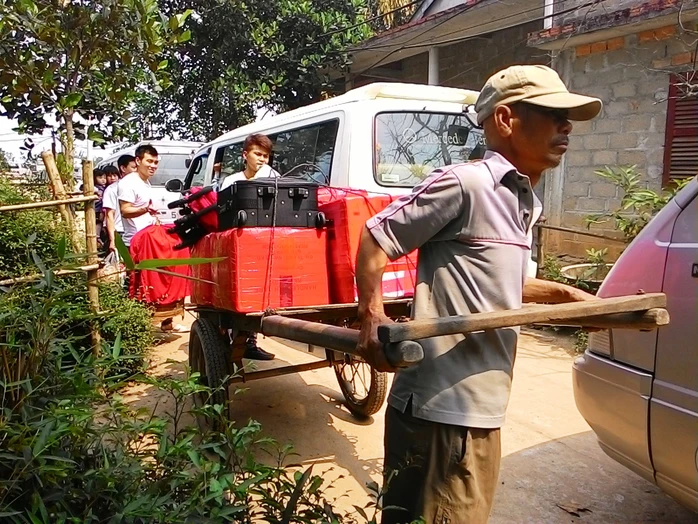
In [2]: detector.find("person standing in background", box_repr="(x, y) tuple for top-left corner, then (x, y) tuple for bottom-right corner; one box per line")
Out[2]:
(93, 168), (107, 250)
(118, 154), (137, 178)
(102, 164), (124, 252)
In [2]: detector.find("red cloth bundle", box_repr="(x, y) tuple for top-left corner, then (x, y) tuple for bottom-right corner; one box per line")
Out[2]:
(128, 224), (191, 306)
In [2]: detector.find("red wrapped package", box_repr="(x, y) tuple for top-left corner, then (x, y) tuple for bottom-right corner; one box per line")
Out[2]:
(190, 233), (214, 306)
(128, 224), (191, 306)
(318, 188), (417, 304)
(190, 227), (329, 312)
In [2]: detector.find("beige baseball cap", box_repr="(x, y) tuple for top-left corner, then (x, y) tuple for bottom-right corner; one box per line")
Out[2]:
(475, 65), (602, 124)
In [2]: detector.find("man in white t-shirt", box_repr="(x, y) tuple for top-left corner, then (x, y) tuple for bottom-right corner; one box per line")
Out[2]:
(218, 133), (279, 191)
(217, 133), (278, 361)
(118, 145), (159, 247)
(102, 156), (136, 252)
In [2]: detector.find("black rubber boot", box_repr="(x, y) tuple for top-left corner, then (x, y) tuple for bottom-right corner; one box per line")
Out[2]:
(243, 332), (275, 361)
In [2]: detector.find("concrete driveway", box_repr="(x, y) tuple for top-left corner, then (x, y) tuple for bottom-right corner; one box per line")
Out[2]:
(136, 317), (696, 523)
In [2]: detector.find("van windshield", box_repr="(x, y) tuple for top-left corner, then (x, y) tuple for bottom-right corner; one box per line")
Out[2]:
(374, 111), (486, 187)
(151, 153), (192, 186)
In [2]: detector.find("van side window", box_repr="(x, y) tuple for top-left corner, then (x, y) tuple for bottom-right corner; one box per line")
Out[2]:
(219, 142), (244, 181)
(269, 119), (339, 184)
(185, 151), (210, 189)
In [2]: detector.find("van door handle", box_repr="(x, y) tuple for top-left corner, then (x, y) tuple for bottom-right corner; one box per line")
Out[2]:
(692, 263), (698, 278)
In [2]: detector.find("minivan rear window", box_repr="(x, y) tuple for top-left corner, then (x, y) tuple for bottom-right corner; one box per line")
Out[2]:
(374, 112), (486, 187)
(151, 153), (193, 186)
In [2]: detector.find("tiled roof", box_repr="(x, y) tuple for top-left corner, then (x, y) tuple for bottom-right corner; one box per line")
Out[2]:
(528, 0), (685, 46)
(351, 0), (485, 51)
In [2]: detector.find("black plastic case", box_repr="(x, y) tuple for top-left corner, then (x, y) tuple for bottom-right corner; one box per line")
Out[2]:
(217, 179), (325, 229)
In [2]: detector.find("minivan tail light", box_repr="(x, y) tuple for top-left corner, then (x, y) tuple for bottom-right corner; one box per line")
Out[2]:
(588, 330), (612, 357)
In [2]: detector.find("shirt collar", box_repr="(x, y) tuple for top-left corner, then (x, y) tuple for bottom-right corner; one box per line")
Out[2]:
(483, 150), (523, 184)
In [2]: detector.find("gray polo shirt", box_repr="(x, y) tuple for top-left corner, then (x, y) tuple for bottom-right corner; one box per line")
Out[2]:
(366, 151), (540, 429)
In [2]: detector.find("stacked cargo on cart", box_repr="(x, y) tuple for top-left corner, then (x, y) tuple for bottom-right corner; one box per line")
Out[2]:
(318, 187), (417, 303)
(186, 179), (330, 312)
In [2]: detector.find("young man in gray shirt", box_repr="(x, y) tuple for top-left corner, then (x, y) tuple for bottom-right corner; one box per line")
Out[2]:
(356, 65), (602, 524)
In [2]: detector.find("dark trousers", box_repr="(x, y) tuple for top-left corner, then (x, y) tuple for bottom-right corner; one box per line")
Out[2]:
(382, 404), (501, 524)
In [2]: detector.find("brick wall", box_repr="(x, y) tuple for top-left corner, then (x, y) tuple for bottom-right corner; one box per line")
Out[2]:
(553, 24), (696, 257)
(396, 21), (545, 90)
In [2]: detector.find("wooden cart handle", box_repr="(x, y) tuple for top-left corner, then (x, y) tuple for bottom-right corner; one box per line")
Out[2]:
(377, 293), (668, 343)
(259, 316), (424, 368)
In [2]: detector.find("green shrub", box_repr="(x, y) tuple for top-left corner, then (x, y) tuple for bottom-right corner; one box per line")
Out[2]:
(0, 256), (419, 523)
(539, 254), (567, 284)
(98, 281), (154, 374)
(0, 274), (93, 408)
(0, 176), (67, 279)
(585, 165), (692, 241)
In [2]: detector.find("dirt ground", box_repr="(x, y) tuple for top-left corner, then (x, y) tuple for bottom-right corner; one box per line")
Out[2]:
(123, 310), (696, 523)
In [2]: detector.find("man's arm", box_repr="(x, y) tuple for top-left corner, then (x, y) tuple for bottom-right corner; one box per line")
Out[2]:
(523, 277), (597, 303)
(356, 170), (466, 371)
(356, 226), (395, 372)
(120, 200), (156, 219)
(104, 208), (116, 251)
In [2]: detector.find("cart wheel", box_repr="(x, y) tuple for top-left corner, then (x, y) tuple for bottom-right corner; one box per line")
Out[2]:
(333, 354), (387, 418)
(189, 318), (231, 423)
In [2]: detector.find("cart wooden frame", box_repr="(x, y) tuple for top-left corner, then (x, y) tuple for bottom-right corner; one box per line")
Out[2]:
(188, 299), (413, 420)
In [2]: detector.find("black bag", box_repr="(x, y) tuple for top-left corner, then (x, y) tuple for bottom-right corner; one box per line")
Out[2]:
(218, 178), (326, 229)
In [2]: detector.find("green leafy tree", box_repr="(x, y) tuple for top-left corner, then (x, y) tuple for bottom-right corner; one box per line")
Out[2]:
(0, 0), (192, 181)
(134, 0), (373, 141)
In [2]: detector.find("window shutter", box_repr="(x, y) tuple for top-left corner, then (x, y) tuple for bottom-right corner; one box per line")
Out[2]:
(663, 71), (698, 184)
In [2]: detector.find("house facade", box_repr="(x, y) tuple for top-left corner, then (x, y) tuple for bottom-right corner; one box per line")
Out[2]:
(344, 0), (698, 256)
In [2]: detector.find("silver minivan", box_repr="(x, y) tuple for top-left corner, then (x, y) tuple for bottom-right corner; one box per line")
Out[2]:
(573, 175), (698, 513)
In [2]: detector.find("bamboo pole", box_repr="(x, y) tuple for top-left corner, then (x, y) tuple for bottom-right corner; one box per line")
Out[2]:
(82, 160), (101, 354)
(0, 195), (98, 212)
(41, 151), (82, 251)
(0, 264), (100, 286)
(538, 223), (627, 244)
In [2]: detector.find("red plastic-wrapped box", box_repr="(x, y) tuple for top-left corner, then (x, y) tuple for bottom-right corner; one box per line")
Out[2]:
(319, 188), (417, 304)
(190, 227), (330, 312)
(190, 233), (214, 306)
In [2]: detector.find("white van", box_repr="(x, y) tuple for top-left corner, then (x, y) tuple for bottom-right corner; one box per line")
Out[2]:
(98, 140), (202, 224)
(171, 83), (484, 193)
(168, 82), (538, 275)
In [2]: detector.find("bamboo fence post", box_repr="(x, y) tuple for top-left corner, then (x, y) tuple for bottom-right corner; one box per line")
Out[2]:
(82, 160), (101, 354)
(536, 224), (547, 278)
(41, 151), (82, 251)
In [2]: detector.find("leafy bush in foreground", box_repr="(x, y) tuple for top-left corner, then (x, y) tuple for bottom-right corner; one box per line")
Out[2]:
(0, 257), (411, 523)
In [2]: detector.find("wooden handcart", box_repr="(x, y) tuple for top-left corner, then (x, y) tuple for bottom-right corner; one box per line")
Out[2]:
(188, 293), (669, 422)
